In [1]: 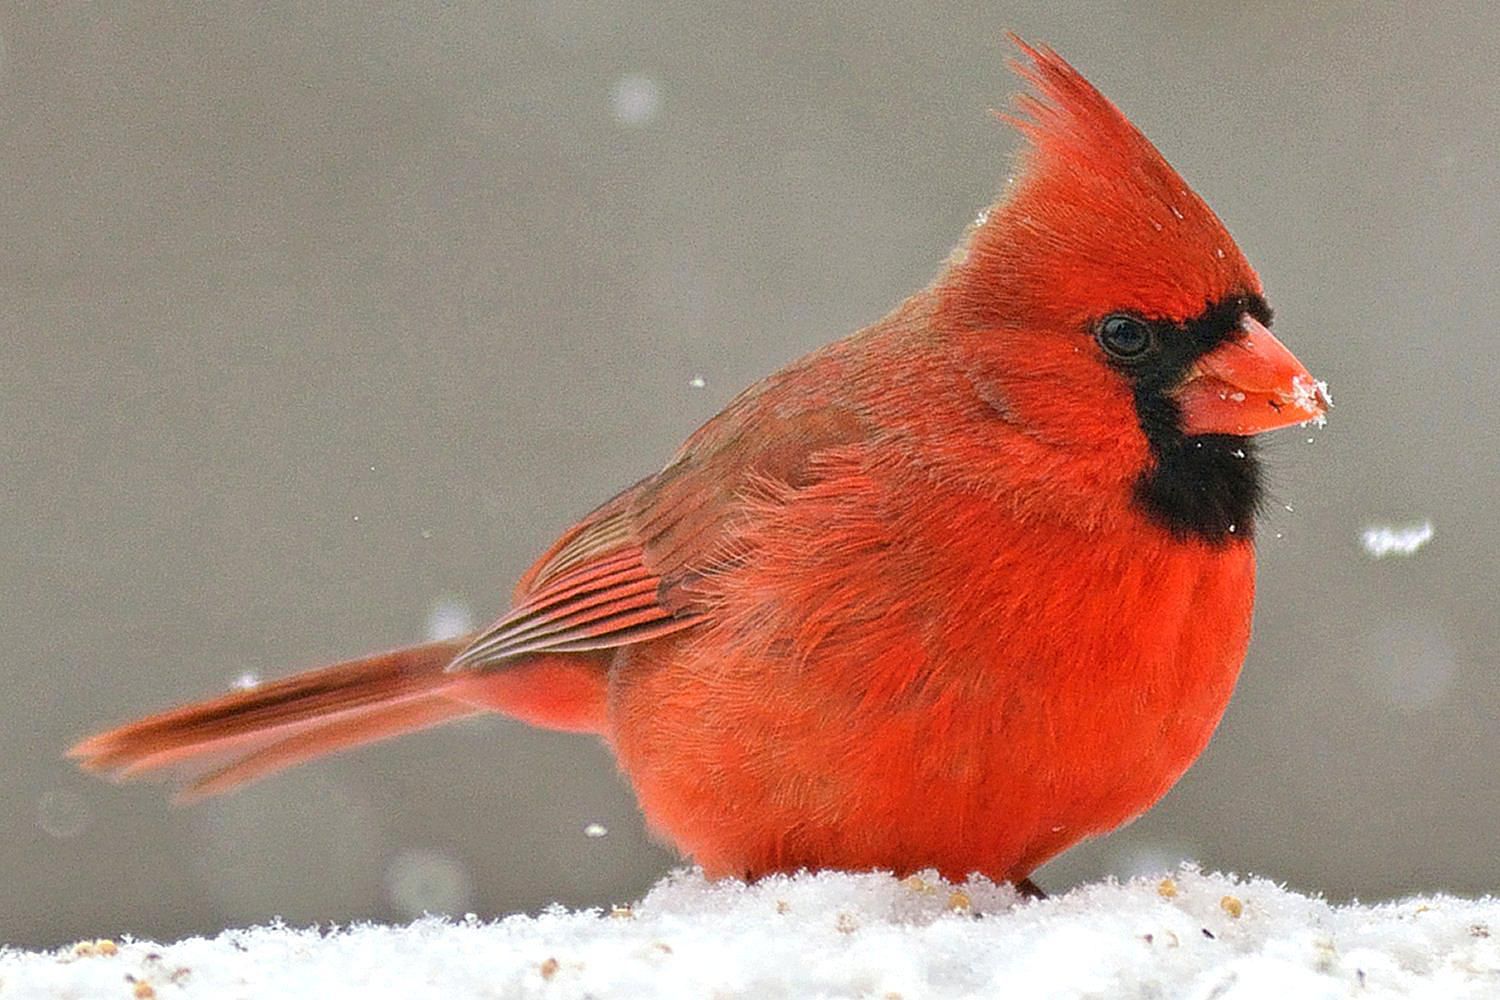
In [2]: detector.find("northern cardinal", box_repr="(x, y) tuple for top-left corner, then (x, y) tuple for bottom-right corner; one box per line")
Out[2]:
(72, 39), (1327, 892)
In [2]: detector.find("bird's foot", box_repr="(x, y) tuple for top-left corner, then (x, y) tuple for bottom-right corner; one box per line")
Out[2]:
(1014, 877), (1047, 900)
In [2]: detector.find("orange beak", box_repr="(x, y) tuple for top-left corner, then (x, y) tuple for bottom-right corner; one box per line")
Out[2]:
(1174, 315), (1329, 436)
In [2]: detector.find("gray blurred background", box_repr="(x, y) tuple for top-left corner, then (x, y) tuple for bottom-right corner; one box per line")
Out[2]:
(2, 2), (1495, 949)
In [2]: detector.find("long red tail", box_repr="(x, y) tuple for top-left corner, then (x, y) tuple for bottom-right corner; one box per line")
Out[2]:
(69, 637), (477, 801)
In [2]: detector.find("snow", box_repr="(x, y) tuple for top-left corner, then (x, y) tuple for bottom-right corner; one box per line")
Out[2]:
(6, 868), (1498, 999)
(1361, 613), (1458, 712)
(1362, 522), (1435, 559)
(1291, 374), (1332, 429)
(34, 790), (90, 841)
(610, 74), (660, 126)
(384, 849), (476, 922)
(425, 597), (475, 642)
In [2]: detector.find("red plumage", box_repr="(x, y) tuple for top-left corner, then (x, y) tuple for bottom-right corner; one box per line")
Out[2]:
(71, 39), (1326, 888)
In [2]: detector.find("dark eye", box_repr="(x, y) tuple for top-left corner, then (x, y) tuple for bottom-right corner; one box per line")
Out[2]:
(1097, 314), (1155, 360)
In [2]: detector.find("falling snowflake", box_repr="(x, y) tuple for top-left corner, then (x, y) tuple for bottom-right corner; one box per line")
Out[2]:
(611, 74), (660, 126)
(1361, 522), (1435, 559)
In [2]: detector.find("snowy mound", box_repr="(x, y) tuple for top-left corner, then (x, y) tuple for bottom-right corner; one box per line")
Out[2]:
(5, 868), (1497, 999)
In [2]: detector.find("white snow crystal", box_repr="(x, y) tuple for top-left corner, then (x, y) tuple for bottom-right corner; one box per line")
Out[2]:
(611, 74), (660, 126)
(1291, 374), (1331, 428)
(1361, 614), (1458, 712)
(385, 849), (475, 920)
(425, 596), (475, 642)
(36, 790), (90, 840)
(1362, 522), (1435, 559)
(7, 869), (1500, 999)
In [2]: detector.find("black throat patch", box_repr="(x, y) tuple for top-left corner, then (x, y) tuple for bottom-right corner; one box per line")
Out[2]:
(1111, 293), (1272, 545)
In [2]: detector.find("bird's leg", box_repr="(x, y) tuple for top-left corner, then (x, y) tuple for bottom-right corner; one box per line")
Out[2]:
(1014, 877), (1047, 900)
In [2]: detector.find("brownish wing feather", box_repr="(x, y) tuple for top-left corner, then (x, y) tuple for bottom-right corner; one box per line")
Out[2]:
(448, 392), (874, 675)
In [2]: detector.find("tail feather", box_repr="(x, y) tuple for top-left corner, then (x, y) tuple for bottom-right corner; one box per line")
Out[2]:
(178, 695), (479, 802)
(69, 636), (474, 798)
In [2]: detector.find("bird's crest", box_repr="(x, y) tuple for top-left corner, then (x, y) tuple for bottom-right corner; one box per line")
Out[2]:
(947, 37), (1261, 329)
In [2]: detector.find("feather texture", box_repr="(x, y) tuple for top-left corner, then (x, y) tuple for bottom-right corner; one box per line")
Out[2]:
(69, 39), (1321, 888)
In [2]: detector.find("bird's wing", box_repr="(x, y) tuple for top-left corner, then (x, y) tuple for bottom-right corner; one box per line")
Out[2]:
(445, 510), (697, 669)
(447, 392), (873, 673)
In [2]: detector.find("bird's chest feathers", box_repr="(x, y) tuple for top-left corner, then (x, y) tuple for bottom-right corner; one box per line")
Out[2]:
(921, 506), (1253, 723)
(626, 486), (1257, 874)
(781, 492), (1258, 790)
(707, 477), (1254, 779)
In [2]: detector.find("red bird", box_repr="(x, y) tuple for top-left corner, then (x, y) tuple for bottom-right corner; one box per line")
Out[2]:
(72, 40), (1328, 894)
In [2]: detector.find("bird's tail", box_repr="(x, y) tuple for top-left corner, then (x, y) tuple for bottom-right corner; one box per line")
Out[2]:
(69, 637), (478, 801)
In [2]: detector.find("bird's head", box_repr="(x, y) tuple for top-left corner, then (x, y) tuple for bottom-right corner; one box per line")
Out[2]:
(935, 38), (1328, 543)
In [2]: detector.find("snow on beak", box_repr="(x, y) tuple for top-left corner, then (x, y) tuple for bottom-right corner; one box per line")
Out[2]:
(1173, 314), (1330, 436)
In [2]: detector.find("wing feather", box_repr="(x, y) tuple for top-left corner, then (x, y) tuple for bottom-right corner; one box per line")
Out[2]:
(451, 397), (873, 675)
(448, 541), (700, 672)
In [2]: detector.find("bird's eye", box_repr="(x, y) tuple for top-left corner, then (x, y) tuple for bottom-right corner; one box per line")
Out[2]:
(1097, 314), (1155, 360)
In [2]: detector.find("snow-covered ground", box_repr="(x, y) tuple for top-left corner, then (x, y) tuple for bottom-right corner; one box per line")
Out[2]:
(4, 867), (1496, 999)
